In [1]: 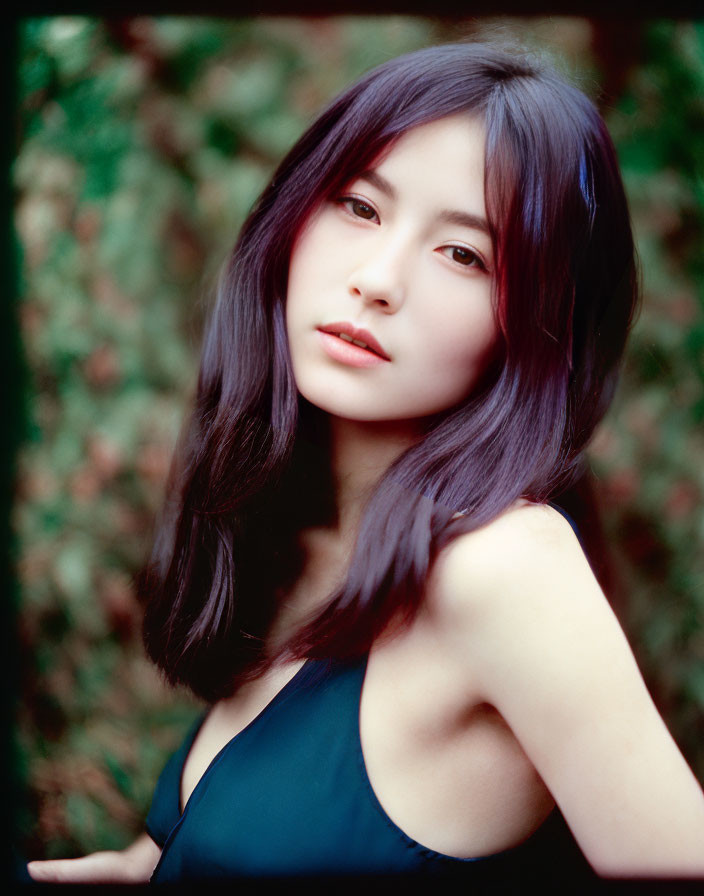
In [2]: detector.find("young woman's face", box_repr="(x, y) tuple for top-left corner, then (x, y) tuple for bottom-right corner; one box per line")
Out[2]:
(286, 114), (499, 427)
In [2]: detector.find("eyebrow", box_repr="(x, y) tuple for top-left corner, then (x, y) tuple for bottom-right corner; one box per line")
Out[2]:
(357, 170), (491, 237)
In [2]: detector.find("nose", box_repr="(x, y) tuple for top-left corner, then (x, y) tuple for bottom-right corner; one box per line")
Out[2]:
(346, 236), (407, 312)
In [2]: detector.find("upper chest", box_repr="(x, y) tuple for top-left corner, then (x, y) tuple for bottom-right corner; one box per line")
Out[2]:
(180, 582), (553, 861)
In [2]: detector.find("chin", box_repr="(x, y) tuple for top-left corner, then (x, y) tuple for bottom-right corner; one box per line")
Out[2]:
(297, 391), (450, 429)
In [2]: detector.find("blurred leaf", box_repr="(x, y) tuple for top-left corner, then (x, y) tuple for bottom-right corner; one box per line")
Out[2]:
(15, 15), (704, 861)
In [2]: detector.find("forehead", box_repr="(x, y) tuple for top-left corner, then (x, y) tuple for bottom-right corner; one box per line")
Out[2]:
(354, 113), (487, 211)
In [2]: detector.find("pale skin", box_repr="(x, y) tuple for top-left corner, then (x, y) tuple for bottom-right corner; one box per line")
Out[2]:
(28, 115), (704, 882)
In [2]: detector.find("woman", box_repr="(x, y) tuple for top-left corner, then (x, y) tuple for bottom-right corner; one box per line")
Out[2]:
(27, 40), (704, 882)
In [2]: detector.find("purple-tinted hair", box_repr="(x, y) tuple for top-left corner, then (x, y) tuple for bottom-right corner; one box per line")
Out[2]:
(141, 42), (638, 700)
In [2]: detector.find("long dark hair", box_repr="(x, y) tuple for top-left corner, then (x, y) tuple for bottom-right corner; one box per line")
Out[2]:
(141, 42), (638, 702)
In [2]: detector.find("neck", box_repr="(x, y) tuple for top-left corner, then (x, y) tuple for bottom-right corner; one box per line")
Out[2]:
(266, 414), (422, 655)
(327, 415), (421, 549)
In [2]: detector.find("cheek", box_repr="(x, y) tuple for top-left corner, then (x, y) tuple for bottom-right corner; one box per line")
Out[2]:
(422, 303), (498, 373)
(286, 240), (316, 333)
(287, 238), (309, 302)
(287, 207), (339, 289)
(287, 242), (333, 331)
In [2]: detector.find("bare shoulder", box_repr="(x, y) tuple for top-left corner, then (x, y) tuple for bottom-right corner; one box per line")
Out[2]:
(426, 500), (624, 699)
(428, 499), (644, 763)
(429, 501), (601, 626)
(459, 500), (579, 547)
(425, 503), (704, 876)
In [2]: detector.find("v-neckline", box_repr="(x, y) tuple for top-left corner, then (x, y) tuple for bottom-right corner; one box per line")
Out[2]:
(178, 657), (315, 815)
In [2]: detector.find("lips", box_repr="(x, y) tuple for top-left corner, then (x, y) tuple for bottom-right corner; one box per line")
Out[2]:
(317, 322), (390, 361)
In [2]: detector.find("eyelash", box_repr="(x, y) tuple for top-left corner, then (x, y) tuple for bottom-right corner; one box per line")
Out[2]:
(438, 246), (487, 273)
(334, 194), (489, 274)
(336, 195), (379, 222)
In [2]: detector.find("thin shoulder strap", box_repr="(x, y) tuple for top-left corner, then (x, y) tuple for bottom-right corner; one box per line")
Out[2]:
(548, 501), (586, 552)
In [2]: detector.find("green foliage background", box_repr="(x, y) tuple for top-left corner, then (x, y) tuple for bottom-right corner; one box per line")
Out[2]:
(13, 16), (704, 859)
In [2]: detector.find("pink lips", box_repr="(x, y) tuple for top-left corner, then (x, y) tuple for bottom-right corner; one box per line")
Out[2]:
(316, 322), (391, 369)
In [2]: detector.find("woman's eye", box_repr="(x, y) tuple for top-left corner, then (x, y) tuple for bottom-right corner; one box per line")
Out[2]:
(337, 196), (379, 223)
(440, 245), (487, 271)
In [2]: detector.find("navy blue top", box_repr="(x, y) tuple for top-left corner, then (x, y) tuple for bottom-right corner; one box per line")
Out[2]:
(146, 653), (592, 882)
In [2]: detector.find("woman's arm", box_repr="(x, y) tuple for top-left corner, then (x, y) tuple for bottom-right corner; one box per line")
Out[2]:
(26, 832), (161, 884)
(434, 502), (704, 877)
